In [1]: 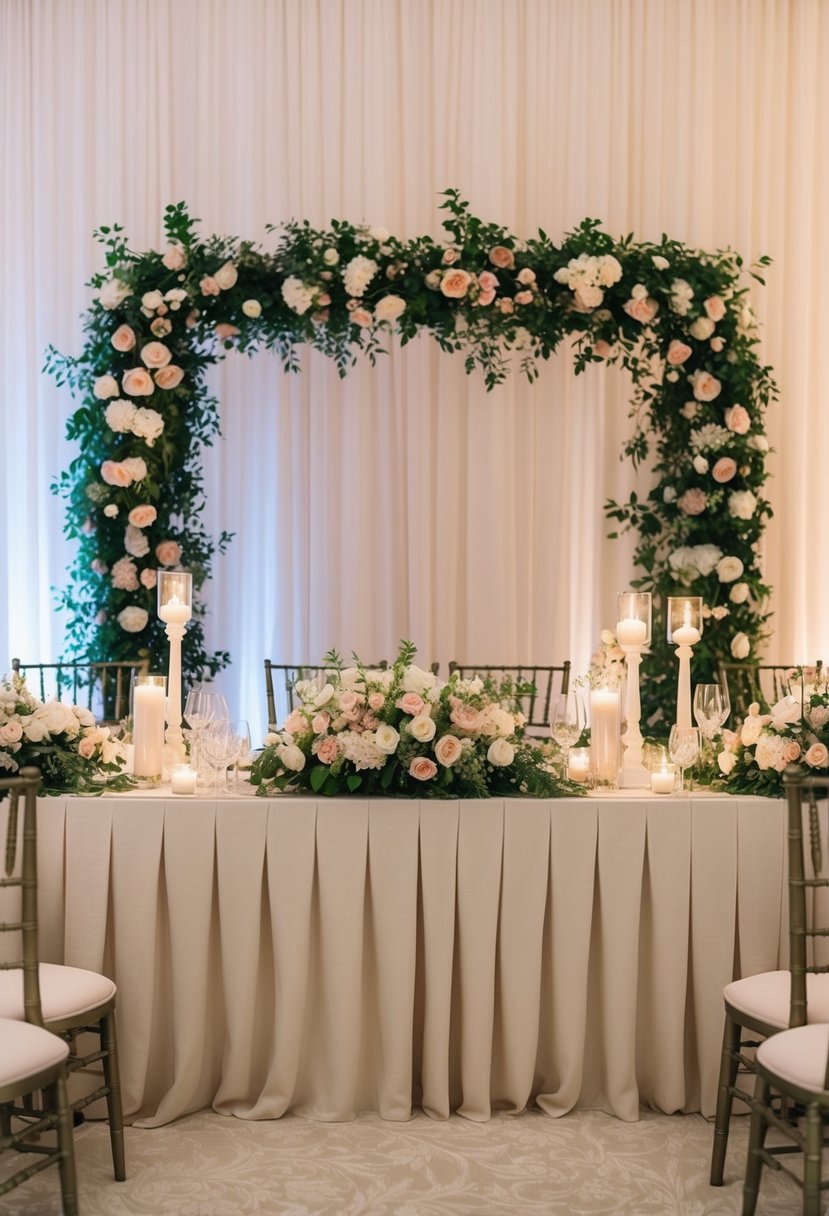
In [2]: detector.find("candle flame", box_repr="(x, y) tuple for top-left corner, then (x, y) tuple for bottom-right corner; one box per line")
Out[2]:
(683, 601), (692, 629)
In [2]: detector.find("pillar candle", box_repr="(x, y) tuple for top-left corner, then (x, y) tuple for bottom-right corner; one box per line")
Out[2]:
(590, 687), (621, 786)
(133, 682), (165, 779)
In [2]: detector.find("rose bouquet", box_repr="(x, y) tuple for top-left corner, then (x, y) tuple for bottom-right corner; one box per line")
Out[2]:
(0, 672), (132, 795)
(249, 642), (579, 799)
(716, 679), (829, 796)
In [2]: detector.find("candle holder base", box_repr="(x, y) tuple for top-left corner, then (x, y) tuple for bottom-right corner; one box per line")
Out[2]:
(618, 765), (652, 790)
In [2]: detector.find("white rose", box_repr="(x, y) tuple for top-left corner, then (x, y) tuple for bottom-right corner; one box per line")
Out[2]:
(717, 555), (744, 583)
(103, 503), (118, 518)
(37, 701), (80, 736)
(323, 248), (340, 266)
(22, 717), (50, 742)
(729, 490), (758, 520)
(242, 299), (262, 318)
(368, 226), (390, 243)
(689, 316), (715, 340)
(487, 738), (515, 767)
(73, 706), (96, 727)
(729, 582), (750, 604)
(132, 407), (165, 445)
(279, 744), (306, 772)
(485, 707), (515, 738)
(213, 262), (238, 290)
(768, 695), (802, 731)
(93, 375), (120, 400)
(105, 399), (137, 433)
(374, 294), (406, 324)
(731, 632), (751, 660)
(402, 665), (437, 695)
(407, 714), (437, 743)
(693, 455), (709, 474)
(651, 255), (670, 271)
(375, 724), (400, 754)
(717, 750), (738, 775)
(314, 684), (335, 708)
(117, 605), (149, 633)
(98, 278), (132, 309)
(747, 434), (769, 453)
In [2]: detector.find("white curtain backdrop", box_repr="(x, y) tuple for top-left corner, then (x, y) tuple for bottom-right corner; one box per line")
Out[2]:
(2, 0), (827, 741)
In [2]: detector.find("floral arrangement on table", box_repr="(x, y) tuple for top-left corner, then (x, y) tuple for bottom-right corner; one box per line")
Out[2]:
(0, 672), (131, 796)
(716, 677), (829, 796)
(46, 191), (776, 721)
(249, 642), (578, 799)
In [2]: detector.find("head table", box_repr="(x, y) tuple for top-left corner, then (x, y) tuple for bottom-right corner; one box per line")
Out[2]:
(32, 789), (785, 1128)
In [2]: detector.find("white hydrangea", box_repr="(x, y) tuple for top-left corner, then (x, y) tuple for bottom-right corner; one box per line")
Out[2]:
(339, 730), (385, 770)
(105, 399), (137, 433)
(668, 544), (724, 582)
(669, 278), (694, 315)
(689, 424), (732, 453)
(343, 255), (379, 297)
(98, 278), (132, 309)
(117, 605), (149, 633)
(132, 407), (165, 446)
(729, 490), (758, 520)
(281, 276), (316, 315)
(754, 733), (789, 772)
(124, 524), (150, 558)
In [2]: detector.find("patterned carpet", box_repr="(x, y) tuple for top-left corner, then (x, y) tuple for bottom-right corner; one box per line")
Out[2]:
(3, 1106), (799, 1216)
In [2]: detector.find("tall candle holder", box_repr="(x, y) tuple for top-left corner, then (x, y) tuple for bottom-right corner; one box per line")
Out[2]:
(667, 596), (703, 730)
(157, 570), (192, 766)
(616, 590), (652, 789)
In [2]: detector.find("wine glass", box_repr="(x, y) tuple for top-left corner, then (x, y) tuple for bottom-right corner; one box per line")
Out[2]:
(668, 725), (701, 794)
(693, 683), (727, 764)
(550, 692), (585, 774)
(200, 718), (242, 794)
(230, 720), (252, 787)
(184, 687), (229, 786)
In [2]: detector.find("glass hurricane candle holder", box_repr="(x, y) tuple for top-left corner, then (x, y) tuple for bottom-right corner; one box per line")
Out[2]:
(132, 674), (167, 785)
(616, 591), (652, 788)
(667, 596), (703, 730)
(157, 570), (193, 765)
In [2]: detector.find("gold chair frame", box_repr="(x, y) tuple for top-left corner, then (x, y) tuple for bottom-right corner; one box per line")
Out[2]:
(11, 656), (149, 725)
(264, 659), (440, 730)
(447, 661), (571, 735)
(717, 660), (823, 721)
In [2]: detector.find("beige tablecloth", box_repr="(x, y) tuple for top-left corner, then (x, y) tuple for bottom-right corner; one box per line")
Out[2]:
(34, 794), (785, 1126)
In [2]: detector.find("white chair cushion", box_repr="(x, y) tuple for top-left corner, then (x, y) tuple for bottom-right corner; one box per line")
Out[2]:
(724, 970), (829, 1029)
(0, 1016), (69, 1087)
(756, 1023), (829, 1092)
(0, 964), (116, 1023)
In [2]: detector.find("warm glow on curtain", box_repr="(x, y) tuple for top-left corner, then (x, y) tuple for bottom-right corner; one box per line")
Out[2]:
(2, 0), (827, 738)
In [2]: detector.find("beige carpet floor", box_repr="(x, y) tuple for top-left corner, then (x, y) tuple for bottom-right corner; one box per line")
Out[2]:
(2, 1106), (801, 1216)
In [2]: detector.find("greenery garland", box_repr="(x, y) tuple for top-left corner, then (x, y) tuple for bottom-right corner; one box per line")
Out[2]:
(46, 191), (776, 725)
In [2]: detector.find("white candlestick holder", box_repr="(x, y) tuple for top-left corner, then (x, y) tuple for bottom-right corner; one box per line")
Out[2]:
(617, 590), (652, 789)
(667, 596), (703, 730)
(157, 569), (193, 766)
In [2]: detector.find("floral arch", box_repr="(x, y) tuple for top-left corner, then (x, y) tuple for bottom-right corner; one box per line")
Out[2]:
(48, 191), (775, 725)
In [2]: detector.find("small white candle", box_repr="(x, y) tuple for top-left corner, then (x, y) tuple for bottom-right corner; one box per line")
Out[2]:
(133, 682), (166, 779)
(171, 764), (197, 795)
(158, 593), (192, 625)
(672, 601), (701, 646)
(616, 616), (648, 646)
(568, 750), (590, 783)
(651, 766), (676, 794)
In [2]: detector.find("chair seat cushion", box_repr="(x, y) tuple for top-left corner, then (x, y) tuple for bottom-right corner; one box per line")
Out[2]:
(0, 1017), (69, 1087)
(724, 970), (829, 1029)
(757, 1023), (829, 1092)
(0, 964), (116, 1023)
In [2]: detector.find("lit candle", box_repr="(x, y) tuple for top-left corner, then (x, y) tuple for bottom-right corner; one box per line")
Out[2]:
(590, 687), (621, 786)
(133, 679), (166, 780)
(650, 764), (676, 794)
(567, 748), (590, 783)
(616, 616), (648, 646)
(158, 593), (192, 625)
(171, 764), (197, 795)
(672, 601), (701, 645)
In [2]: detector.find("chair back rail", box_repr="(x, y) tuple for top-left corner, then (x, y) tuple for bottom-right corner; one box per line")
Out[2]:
(11, 657), (149, 725)
(447, 661), (571, 734)
(717, 659), (823, 721)
(0, 767), (44, 1026)
(783, 766), (829, 1028)
(265, 658), (436, 729)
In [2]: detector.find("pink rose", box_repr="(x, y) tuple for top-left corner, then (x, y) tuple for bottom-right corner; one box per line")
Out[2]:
(710, 336), (726, 353)
(514, 290), (533, 305)
(140, 568), (157, 589)
(478, 271), (499, 292)
(155, 540), (182, 566)
(476, 290), (496, 307)
(516, 267), (536, 285)
(311, 712), (330, 734)
(712, 457), (737, 484)
(724, 404), (751, 434)
(140, 341), (172, 369)
(111, 324), (136, 352)
(677, 488), (708, 515)
(150, 317), (173, 338)
(154, 365), (185, 390)
(440, 269), (472, 299)
(200, 276), (220, 297)
(623, 296), (659, 324)
(498, 298), (514, 314)
(215, 323), (240, 340)
(284, 709), (306, 735)
(316, 736), (338, 765)
(100, 460), (132, 487)
(339, 691), (359, 711)
(442, 248), (459, 265)
(77, 735), (97, 760)
(691, 370), (722, 402)
(784, 741), (802, 762)
(0, 721), (23, 744)
(367, 693), (385, 711)
(704, 295), (726, 322)
(409, 757), (438, 781)
(489, 246), (515, 269)
(434, 734), (463, 767)
(397, 692), (425, 716)
(351, 308), (372, 328)
(450, 704), (485, 733)
(162, 244), (187, 271)
(128, 504), (157, 528)
(91, 557), (108, 575)
(593, 340), (615, 359)
(122, 367), (155, 397)
(667, 340), (692, 366)
(111, 556), (139, 591)
(805, 742), (829, 769)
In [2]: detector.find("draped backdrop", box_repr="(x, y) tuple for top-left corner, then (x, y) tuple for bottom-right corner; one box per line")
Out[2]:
(2, 0), (827, 741)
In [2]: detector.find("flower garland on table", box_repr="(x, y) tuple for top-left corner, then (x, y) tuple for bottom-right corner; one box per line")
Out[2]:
(717, 674), (829, 797)
(249, 642), (578, 799)
(0, 673), (131, 796)
(47, 192), (776, 715)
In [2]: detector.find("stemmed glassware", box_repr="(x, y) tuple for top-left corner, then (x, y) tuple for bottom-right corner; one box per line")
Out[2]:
(550, 691), (585, 775)
(693, 682), (731, 765)
(183, 686), (229, 786)
(668, 724), (701, 793)
(201, 719), (250, 794)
